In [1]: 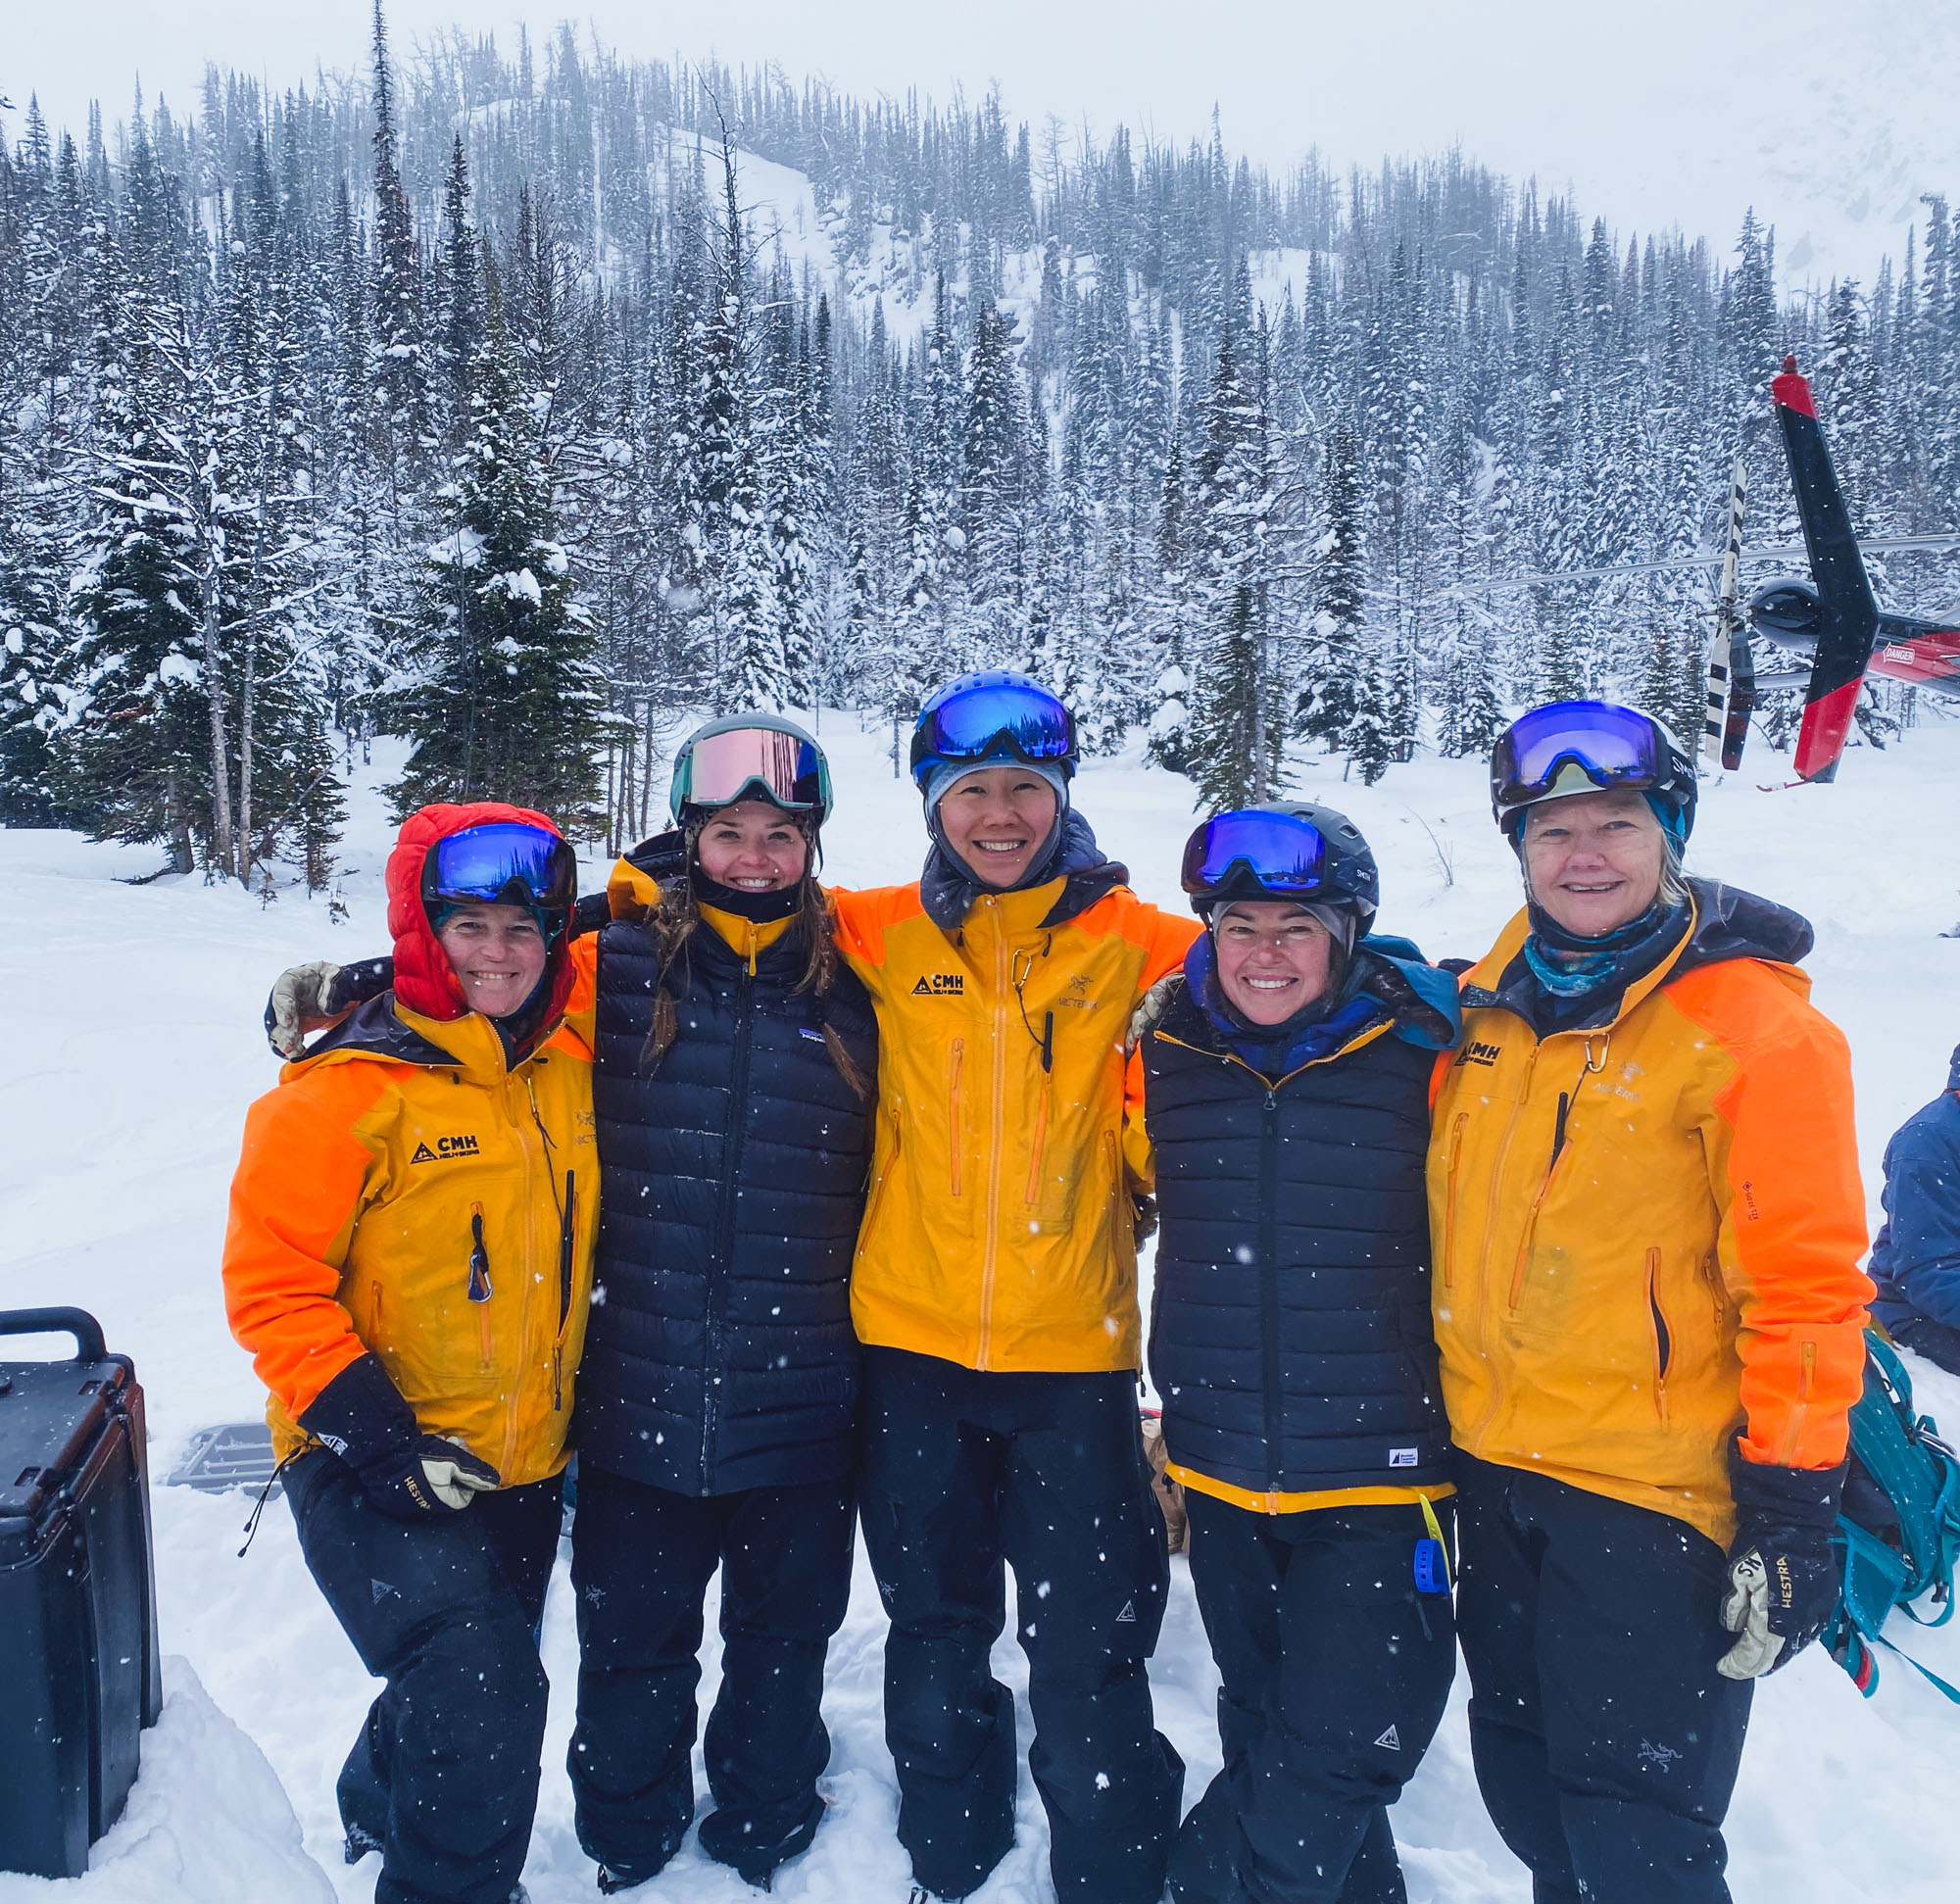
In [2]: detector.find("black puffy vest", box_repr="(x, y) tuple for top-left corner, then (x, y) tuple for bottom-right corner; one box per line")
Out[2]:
(577, 908), (878, 1495)
(1143, 976), (1451, 1497)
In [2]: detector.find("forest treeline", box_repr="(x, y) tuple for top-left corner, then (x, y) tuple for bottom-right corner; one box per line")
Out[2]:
(1, 7), (1952, 881)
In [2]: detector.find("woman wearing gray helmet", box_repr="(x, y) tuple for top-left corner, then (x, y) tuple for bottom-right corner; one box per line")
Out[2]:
(1433, 699), (1869, 1903)
(1134, 804), (1461, 1904)
(564, 712), (881, 1895)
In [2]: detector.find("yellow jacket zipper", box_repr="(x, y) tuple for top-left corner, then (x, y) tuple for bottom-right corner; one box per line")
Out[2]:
(977, 905), (1008, 1368)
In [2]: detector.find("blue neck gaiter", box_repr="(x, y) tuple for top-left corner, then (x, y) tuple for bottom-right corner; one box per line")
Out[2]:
(1521, 895), (1690, 1004)
(1185, 931), (1383, 1078)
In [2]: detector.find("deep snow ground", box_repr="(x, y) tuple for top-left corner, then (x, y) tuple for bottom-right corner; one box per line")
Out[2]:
(3, 717), (1959, 1901)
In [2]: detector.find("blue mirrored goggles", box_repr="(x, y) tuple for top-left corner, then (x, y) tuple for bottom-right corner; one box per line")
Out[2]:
(1181, 809), (1331, 899)
(421, 822), (576, 913)
(1492, 701), (1665, 808)
(909, 678), (1075, 782)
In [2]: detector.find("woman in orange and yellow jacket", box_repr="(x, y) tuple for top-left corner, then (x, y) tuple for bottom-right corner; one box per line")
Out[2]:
(224, 802), (598, 1904)
(1430, 701), (1870, 1904)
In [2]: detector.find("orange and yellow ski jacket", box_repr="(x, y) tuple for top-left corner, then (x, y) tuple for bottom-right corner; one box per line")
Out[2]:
(1429, 881), (1871, 1546)
(830, 873), (1197, 1373)
(225, 802), (600, 1488)
(224, 1001), (599, 1486)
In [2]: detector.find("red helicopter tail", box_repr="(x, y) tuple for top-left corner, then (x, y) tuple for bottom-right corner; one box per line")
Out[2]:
(1771, 357), (1880, 783)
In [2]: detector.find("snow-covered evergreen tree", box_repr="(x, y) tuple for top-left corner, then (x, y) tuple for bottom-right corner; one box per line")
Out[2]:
(386, 244), (603, 825)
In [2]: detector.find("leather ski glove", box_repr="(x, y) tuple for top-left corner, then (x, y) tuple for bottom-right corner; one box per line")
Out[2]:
(298, 1351), (502, 1519)
(1716, 1442), (1846, 1680)
(264, 956), (392, 1058)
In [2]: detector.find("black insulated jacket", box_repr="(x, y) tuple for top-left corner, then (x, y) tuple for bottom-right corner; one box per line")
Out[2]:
(577, 908), (878, 1494)
(1143, 942), (1457, 1500)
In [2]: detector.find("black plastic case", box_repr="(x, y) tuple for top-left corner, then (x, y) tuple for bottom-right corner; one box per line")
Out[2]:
(0, 1308), (163, 1879)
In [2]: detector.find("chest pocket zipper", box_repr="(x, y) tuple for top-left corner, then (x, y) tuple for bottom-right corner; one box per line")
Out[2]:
(1506, 1072), (1587, 1314)
(1646, 1246), (1671, 1426)
(948, 1039), (965, 1197)
(1442, 1112), (1469, 1290)
(467, 1204), (493, 1371)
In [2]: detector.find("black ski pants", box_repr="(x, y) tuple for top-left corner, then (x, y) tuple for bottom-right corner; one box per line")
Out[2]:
(858, 1346), (1185, 1904)
(1168, 1491), (1458, 1904)
(565, 1461), (856, 1888)
(1453, 1454), (1753, 1904)
(286, 1447), (562, 1904)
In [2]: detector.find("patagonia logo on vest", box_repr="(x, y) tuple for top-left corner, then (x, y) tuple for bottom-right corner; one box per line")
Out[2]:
(1453, 1039), (1501, 1068)
(911, 973), (964, 998)
(410, 1134), (481, 1163)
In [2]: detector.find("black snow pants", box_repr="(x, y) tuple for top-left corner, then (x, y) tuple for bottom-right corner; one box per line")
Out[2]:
(286, 1446), (562, 1904)
(1453, 1454), (1753, 1904)
(858, 1345), (1186, 1904)
(565, 1461), (856, 1887)
(1168, 1491), (1458, 1904)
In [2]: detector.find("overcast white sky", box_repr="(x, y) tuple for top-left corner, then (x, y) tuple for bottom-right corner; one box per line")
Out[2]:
(7, 2), (1953, 284)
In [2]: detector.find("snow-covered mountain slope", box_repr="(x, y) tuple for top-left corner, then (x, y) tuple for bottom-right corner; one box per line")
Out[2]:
(2, 718), (1959, 1901)
(21, 0), (1960, 294)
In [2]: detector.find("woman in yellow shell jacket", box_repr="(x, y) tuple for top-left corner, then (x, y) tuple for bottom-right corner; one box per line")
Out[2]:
(1430, 702), (1870, 1904)
(833, 672), (1196, 1904)
(224, 803), (598, 1904)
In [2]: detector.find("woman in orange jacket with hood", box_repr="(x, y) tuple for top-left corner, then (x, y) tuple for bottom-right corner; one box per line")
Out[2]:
(1430, 702), (1870, 1904)
(223, 802), (598, 1904)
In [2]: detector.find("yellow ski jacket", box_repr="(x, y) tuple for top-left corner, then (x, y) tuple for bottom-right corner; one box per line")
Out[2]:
(1428, 886), (1871, 1546)
(832, 876), (1197, 1373)
(224, 1001), (599, 1488)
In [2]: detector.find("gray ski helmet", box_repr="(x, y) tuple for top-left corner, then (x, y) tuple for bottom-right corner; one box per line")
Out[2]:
(1179, 801), (1380, 934)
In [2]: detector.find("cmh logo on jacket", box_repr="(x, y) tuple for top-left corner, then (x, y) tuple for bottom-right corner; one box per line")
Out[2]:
(409, 1133), (482, 1163)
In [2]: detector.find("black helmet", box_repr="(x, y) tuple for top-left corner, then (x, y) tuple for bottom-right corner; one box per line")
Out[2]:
(1179, 802), (1379, 932)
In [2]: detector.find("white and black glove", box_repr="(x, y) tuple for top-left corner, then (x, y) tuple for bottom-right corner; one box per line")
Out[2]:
(298, 1352), (501, 1519)
(264, 956), (393, 1058)
(1716, 1443), (1845, 1680)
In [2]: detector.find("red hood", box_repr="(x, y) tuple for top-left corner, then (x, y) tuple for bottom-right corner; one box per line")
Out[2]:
(385, 802), (577, 1031)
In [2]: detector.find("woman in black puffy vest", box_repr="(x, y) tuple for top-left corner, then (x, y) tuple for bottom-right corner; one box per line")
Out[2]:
(566, 714), (878, 1896)
(1138, 804), (1461, 1904)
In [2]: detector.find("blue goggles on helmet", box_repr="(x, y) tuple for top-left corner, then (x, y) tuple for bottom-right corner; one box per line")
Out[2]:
(909, 673), (1076, 789)
(1181, 809), (1331, 902)
(421, 822), (576, 915)
(1491, 701), (1684, 826)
